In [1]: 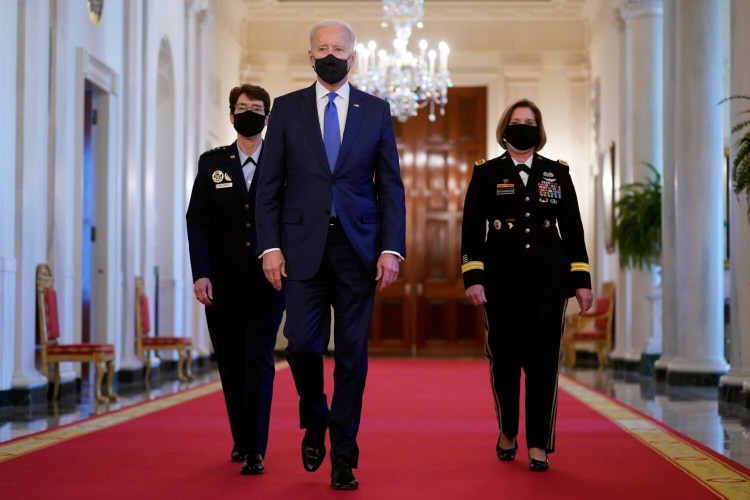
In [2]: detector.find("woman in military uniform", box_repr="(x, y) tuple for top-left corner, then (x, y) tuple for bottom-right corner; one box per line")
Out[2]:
(461, 98), (593, 471)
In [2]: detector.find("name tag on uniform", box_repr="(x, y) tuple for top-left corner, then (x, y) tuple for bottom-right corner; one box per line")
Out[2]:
(215, 182), (233, 189)
(496, 183), (514, 195)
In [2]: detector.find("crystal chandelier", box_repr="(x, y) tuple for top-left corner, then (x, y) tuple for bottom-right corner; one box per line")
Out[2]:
(352, 0), (452, 123)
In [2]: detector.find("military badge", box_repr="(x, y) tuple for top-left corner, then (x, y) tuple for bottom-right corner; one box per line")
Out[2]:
(543, 219), (551, 228)
(224, 173), (232, 181)
(474, 159), (487, 166)
(505, 219), (515, 229)
(493, 220), (502, 230)
(538, 180), (561, 200)
(496, 183), (514, 195)
(542, 172), (556, 182)
(212, 170), (225, 183)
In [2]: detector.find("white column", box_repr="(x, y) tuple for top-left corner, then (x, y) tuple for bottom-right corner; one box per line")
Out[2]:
(119, 0), (145, 373)
(668, 0), (727, 383)
(13, 0), (52, 389)
(612, 1), (663, 369)
(655, 0), (677, 379)
(722, 0), (750, 400)
(0, 0), (19, 392)
(190, 8), (214, 356)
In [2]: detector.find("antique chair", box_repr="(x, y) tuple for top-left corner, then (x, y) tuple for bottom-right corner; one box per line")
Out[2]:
(135, 277), (193, 382)
(36, 263), (117, 403)
(562, 281), (615, 368)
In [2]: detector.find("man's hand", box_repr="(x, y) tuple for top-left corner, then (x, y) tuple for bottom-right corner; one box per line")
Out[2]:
(262, 250), (287, 291)
(575, 288), (594, 315)
(194, 277), (213, 306)
(465, 284), (487, 306)
(375, 253), (400, 292)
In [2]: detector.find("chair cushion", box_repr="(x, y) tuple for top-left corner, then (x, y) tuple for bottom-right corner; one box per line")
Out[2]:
(142, 337), (192, 347)
(594, 297), (610, 329)
(139, 295), (151, 335)
(571, 331), (606, 341)
(43, 288), (61, 341)
(47, 343), (115, 355)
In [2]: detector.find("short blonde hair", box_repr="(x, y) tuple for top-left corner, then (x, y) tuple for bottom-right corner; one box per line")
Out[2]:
(495, 98), (547, 151)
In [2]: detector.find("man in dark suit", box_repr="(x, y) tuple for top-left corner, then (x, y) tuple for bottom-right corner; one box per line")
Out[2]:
(255, 19), (406, 490)
(186, 84), (284, 476)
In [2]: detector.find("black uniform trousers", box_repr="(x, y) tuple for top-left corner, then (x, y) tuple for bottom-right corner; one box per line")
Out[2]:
(205, 300), (283, 457)
(484, 297), (567, 453)
(283, 222), (375, 469)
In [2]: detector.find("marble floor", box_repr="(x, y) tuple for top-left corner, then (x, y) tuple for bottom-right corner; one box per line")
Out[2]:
(2, 359), (750, 470)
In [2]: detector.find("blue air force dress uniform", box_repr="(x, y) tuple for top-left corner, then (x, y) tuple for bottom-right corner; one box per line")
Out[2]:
(460, 152), (591, 454)
(186, 142), (284, 461)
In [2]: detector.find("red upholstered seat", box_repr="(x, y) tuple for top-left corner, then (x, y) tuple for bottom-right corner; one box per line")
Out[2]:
(135, 277), (193, 382)
(36, 263), (117, 403)
(562, 282), (615, 368)
(142, 337), (192, 347)
(48, 344), (116, 355)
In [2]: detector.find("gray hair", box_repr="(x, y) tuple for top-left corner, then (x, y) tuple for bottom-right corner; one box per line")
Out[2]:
(309, 19), (356, 52)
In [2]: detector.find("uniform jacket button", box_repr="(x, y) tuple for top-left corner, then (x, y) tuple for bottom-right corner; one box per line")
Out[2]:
(525, 244), (530, 249)
(525, 228), (530, 233)
(525, 212), (531, 218)
(245, 241), (251, 247)
(244, 204), (250, 210)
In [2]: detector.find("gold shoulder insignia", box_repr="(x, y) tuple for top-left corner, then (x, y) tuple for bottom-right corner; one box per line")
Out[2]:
(557, 159), (569, 166)
(474, 159), (487, 166)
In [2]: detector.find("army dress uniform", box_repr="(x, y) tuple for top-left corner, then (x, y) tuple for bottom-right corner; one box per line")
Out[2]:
(460, 152), (591, 454)
(186, 142), (284, 461)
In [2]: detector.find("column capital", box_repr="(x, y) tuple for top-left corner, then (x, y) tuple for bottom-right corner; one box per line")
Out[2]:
(620, 0), (663, 23)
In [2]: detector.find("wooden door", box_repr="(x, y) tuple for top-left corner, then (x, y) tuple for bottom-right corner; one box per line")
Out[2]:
(369, 87), (487, 356)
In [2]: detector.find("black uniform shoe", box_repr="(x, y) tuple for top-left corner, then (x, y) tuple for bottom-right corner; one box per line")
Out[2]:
(231, 446), (247, 463)
(301, 435), (326, 472)
(496, 436), (518, 461)
(331, 459), (358, 490)
(241, 453), (265, 475)
(529, 456), (549, 472)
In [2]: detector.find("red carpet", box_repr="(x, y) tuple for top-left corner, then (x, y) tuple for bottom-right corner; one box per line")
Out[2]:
(1, 359), (749, 499)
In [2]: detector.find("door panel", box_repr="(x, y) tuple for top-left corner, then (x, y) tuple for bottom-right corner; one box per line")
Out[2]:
(369, 87), (487, 357)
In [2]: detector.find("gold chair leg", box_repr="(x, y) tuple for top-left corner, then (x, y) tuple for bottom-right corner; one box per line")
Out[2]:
(105, 359), (118, 400)
(177, 351), (187, 382)
(52, 363), (61, 400)
(94, 361), (106, 404)
(596, 344), (608, 369)
(185, 349), (193, 381)
(563, 338), (576, 368)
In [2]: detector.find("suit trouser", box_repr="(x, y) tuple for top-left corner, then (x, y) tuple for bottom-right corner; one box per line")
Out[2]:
(206, 300), (283, 457)
(483, 297), (567, 453)
(284, 223), (375, 468)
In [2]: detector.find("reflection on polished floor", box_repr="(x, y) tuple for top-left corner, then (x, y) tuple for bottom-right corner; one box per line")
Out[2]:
(2, 359), (750, 470)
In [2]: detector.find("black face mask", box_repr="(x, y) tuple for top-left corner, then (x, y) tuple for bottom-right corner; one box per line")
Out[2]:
(314, 54), (350, 85)
(233, 110), (265, 138)
(503, 124), (540, 151)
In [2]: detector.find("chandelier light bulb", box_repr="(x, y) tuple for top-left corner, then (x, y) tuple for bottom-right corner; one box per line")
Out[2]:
(351, 0), (451, 123)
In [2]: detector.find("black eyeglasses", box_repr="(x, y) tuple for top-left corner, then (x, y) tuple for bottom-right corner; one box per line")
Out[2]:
(234, 104), (265, 115)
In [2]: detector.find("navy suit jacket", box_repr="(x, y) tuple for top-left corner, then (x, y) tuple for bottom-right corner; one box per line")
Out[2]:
(255, 83), (406, 279)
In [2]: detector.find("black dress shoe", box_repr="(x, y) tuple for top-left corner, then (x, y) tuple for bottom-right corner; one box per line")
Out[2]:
(529, 456), (549, 472)
(331, 459), (358, 490)
(231, 446), (247, 463)
(301, 438), (326, 472)
(241, 453), (265, 475)
(496, 436), (518, 461)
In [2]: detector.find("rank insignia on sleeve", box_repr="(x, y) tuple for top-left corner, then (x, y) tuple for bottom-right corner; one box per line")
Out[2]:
(462, 254), (468, 264)
(212, 170), (225, 183)
(493, 220), (502, 230)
